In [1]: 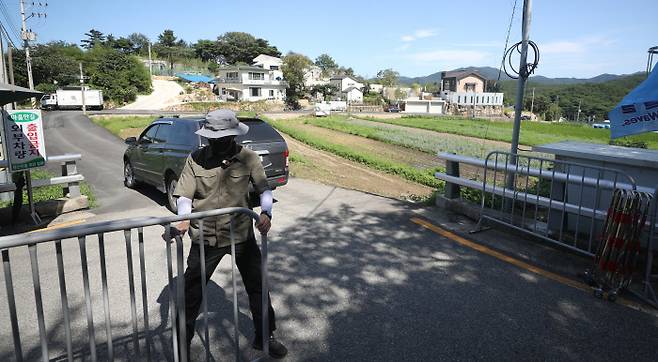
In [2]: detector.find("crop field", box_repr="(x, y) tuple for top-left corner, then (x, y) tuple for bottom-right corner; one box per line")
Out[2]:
(356, 115), (658, 150)
(305, 116), (511, 159)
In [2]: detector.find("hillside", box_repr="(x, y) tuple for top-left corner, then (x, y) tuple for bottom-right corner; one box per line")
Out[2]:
(498, 73), (646, 120)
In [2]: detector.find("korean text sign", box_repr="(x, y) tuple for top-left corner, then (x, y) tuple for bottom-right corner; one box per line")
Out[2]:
(3, 110), (47, 172)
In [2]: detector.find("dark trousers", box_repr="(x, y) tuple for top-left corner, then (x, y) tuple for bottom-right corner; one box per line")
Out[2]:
(182, 228), (276, 344)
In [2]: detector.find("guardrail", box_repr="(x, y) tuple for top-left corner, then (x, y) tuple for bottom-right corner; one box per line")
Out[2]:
(0, 154), (84, 197)
(0, 207), (271, 362)
(434, 151), (658, 307)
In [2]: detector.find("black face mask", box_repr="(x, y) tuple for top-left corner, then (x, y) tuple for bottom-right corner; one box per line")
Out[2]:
(208, 136), (236, 156)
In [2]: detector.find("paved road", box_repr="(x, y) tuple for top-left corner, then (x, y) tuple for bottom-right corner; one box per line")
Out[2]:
(1, 112), (657, 361)
(42, 111), (166, 214)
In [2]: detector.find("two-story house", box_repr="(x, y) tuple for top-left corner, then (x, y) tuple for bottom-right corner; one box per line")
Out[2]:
(436, 69), (504, 116)
(214, 54), (287, 102)
(329, 76), (364, 103)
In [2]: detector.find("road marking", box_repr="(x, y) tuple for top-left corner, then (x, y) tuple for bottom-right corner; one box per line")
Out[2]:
(410, 216), (654, 314)
(28, 219), (86, 234)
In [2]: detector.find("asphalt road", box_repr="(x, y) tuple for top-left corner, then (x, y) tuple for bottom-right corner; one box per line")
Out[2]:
(0, 111), (657, 361)
(42, 111), (166, 214)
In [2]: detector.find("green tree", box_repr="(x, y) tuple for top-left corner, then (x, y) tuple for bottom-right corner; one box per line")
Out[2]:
(423, 82), (439, 93)
(128, 33), (150, 55)
(282, 52), (312, 109)
(314, 53), (338, 77)
(86, 47), (152, 103)
(309, 84), (339, 101)
(81, 29), (105, 49)
(194, 39), (220, 62)
(154, 29), (191, 71)
(216, 32), (281, 65)
(13, 42), (83, 88)
(545, 103), (562, 122)
(394, 88), (407, 102)
(377, 68), (399, 87)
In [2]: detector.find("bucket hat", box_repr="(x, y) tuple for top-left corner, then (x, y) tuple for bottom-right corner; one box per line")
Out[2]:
(195, 109), (249, 138)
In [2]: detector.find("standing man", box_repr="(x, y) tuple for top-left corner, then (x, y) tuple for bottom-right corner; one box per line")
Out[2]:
(172, 109), (287, 359)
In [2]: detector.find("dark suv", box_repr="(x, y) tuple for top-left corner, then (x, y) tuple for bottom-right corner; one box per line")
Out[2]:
(123, 116), (289, 211)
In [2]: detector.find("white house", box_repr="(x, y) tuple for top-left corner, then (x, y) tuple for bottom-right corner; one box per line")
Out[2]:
(342, 87), (363, 103)
(330, 76), (364, 92)
(439, 70), (504, 106)
(304, 65), (330, 88)
(214, 54), (287, 102)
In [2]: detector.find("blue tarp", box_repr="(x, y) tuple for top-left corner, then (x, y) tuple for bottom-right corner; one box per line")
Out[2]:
(609, 67), (658, 139)
(175, 73), (214, 83)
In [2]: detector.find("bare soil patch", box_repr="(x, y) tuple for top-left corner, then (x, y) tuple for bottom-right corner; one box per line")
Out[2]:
(284, 135), (433, 200)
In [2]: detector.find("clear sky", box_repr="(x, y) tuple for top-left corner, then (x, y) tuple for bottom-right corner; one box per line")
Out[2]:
(2, 0), (656, 78)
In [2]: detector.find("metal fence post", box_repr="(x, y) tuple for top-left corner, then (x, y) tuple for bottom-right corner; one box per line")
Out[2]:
(61, 160), (81, 198)
(445, 156), (461, 199)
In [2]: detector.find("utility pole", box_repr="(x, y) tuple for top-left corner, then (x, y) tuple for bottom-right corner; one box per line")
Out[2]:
(148, 42), (153, 76)
(80, 63), (86, 115)
(509, 0), (532, 159)
(20, 0), (47, 108)
(530, 87), (535, 114)
(576, 99), (582, 123)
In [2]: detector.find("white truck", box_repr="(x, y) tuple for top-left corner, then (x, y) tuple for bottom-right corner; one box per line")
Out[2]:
(40, 87), (104, 110)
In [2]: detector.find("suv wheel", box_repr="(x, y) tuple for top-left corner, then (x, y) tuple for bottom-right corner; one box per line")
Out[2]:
(166, 176), (178, 213)
(124, 161), (138, 188)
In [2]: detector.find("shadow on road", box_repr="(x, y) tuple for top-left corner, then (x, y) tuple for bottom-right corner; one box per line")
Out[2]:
(2, 200), (658, 361)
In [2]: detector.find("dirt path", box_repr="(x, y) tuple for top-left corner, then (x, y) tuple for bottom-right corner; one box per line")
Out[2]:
(121, 79), (184, 110)
(284, 135), (433, 200)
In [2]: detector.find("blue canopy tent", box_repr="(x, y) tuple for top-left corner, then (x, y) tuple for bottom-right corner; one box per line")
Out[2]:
(175, 73), (215, 83)
(609, 67), (658, 139)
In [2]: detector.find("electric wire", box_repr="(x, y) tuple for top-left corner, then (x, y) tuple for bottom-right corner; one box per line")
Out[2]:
(502, 40), (540, 80)
(0, 0), (22, 45)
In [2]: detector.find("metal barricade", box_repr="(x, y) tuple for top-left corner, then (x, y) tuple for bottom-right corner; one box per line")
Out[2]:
(0, 207), (270, 362)
(475, 151), (637, 257)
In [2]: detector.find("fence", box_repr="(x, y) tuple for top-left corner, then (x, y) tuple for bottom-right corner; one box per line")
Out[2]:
(434, 151), (658, 307)
(0, 207), (270, 362)
(0, 154), (84, 196)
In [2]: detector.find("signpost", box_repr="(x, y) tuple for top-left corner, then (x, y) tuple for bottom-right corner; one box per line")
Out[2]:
(2, 109), (46, 224)
(4, 109), (46, 171)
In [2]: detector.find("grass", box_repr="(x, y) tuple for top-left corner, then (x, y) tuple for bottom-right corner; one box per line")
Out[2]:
(356, 115), (658, 150)
(0, 169), (97, 209)
(92, 116), (156, 137)
(305, 116), (508, 158)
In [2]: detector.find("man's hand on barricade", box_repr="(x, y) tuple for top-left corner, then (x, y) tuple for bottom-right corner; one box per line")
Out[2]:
(256, 214), (271, 234)
(162, 220), (190, 240)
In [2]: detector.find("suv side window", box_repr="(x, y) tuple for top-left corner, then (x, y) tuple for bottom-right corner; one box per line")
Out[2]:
(154, 123), (172, 144)
(140, 124), (159, 143)
(171, 120), (199, 147)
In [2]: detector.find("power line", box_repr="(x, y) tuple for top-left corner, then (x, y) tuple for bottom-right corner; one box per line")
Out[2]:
(0, 0), (22, 43)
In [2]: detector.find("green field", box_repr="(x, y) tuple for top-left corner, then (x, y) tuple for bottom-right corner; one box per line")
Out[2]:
(356, 115), (658, 149)
(305, 116), (508, 158)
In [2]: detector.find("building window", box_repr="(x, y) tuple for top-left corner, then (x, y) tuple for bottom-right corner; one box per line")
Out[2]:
(226, 72), (239, 81)
(250, 87), (261, 97)
(269, 90), (274, 97)
(270, 65), (279, 70)
(476, 96), (479, 103)
(249, 72), (264, 80)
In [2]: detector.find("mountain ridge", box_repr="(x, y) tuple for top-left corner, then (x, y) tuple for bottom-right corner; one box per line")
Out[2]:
(398, 66), (642, 86)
